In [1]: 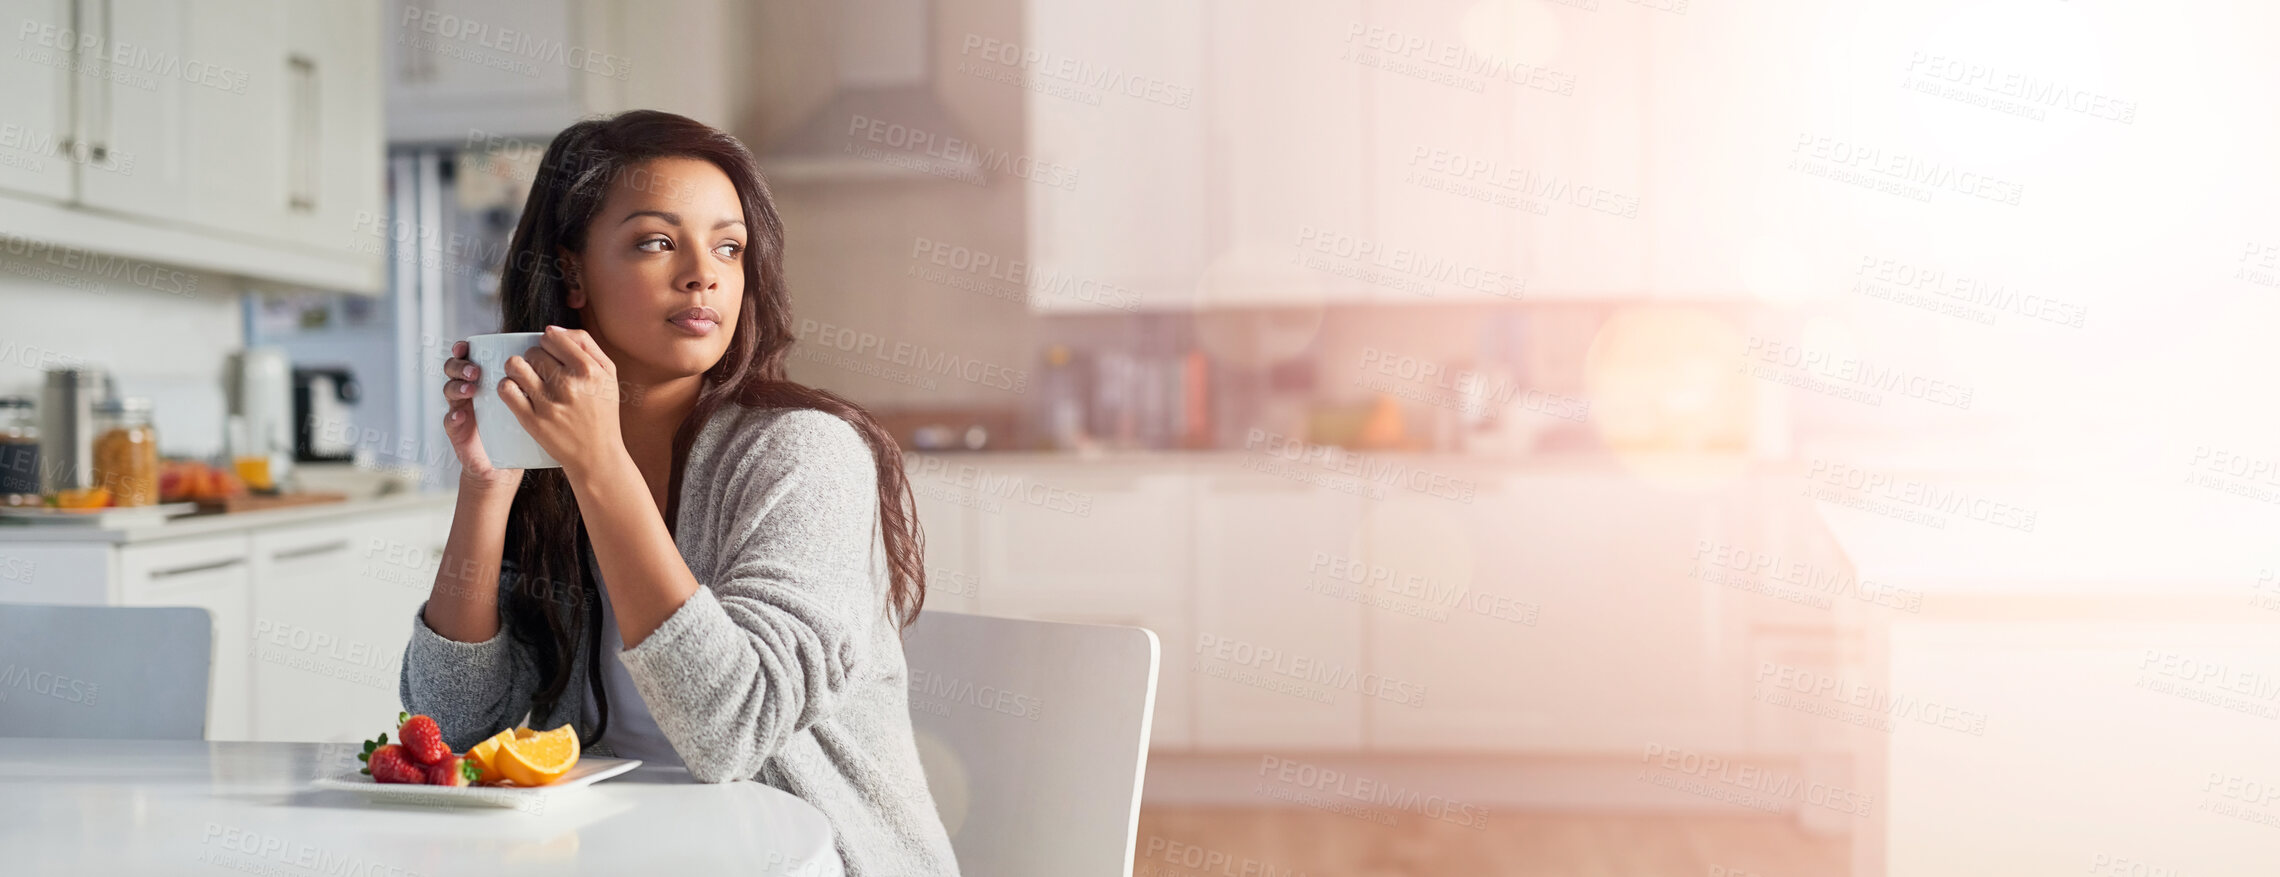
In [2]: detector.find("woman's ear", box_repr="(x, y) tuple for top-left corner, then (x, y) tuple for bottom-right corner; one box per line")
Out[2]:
(558, 248), (586, 309)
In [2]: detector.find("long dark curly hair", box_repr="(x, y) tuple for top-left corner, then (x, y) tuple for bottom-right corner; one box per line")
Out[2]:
(491, 110), (926, 744)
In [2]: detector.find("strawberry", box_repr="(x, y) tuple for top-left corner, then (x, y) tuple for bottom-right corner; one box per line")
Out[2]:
(363, 744), (425, 784)
(397, 712), (450, 766)
(424, 754), (480, 787)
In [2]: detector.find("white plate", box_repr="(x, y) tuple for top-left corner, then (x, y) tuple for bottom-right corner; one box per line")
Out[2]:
(310, 757), (642, 810)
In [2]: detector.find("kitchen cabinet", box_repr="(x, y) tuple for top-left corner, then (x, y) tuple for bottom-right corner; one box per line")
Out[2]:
(973, 462), (1195, 746)
(117, 533), (255, 740)
(908, 464), (982, 617)
(0, 0), (77, 202)
(1024, 0), (1209, 312)
(1199, 0), (1371, 307)
(73, 0), (195, 226)
(383, 0), (587, 143)
(1639, 1), (1809, 299)
(1367, 472), (1745, 751)
(248, 511), (439, 743)
(1361, 0), (1523, 305)
(1190, 473), (1367, 749)
(0, 0), (384, 292)
(1506, 4), (1650, 299)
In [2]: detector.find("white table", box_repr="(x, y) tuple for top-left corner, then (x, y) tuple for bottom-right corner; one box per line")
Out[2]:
(0, 739), (842, 876)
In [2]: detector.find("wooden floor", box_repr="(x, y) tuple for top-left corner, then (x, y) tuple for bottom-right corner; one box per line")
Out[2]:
(1132, 808), (1850, 877)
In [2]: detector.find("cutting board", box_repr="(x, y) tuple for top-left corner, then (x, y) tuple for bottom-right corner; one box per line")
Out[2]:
(193, 491), (349, 515)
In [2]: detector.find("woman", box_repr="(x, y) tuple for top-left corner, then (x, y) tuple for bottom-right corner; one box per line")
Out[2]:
(400, 110), (960, 876)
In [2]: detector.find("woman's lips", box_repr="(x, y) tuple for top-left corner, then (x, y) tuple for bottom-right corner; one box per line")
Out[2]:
(667, 306), (721, 337)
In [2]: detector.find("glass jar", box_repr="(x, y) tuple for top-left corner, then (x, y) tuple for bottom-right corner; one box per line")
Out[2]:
(0, 397), (36, 506)
(93, 397), (159, 507)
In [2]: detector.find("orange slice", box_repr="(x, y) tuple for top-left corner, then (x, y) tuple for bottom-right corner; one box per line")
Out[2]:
(494, 724), (579, 786)
(467, 728), (517, 784)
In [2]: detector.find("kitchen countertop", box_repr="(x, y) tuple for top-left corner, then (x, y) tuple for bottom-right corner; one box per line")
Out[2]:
(0, 490), (456, 544)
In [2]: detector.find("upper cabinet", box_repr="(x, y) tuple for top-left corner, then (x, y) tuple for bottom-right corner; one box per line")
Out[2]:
(382, 0), (589, 143)
(0, 0), (78, 202)
(1025, 0), (1657, 312)
(0, 0), (385, 293)
(1023, 0), (1210, 312)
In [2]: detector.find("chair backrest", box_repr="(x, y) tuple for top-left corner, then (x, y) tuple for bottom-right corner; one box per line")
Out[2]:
(902, 611), (1159, 877)
(0, 603), (212, 740)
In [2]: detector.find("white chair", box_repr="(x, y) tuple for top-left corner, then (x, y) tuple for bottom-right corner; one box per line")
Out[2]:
(902, 610), (1159, 877)
(0, 603), (212, 740)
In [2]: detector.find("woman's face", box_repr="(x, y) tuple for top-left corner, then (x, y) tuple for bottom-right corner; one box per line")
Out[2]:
(563, 156), (747, 386)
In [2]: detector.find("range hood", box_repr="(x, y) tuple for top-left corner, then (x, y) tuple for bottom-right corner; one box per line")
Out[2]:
(763, 0), (983, 183)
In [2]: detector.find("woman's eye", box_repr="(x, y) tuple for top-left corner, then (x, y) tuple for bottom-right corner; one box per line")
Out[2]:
(636, 237), (670, 253)
(714, 242), (743, 259)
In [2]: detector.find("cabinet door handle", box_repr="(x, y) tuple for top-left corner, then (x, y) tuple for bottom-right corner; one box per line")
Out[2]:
(272, 539), (350, 562)
(287, 54), (318, 212)
(149, 558), (245, 579)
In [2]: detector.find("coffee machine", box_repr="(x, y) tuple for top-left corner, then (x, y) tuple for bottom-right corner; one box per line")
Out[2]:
(293, 367), (361, 463)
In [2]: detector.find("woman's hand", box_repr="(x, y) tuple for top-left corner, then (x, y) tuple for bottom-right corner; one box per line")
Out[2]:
(441, 339), (524, 493)
(498, 325), (630, 479)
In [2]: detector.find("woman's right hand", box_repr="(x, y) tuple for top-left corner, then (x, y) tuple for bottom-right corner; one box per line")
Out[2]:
(443, 339), (524, 491)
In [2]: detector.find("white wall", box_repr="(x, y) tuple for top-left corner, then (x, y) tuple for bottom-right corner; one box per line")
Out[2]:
(0, 257), (244, 458)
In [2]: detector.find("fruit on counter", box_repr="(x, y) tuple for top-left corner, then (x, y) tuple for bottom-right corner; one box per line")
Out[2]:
(425, 754), (480, 787)
(493, 724), (581, 787)
(397, 712), (451, 765)
(44, 487), (111, 509)
(466, 728), (518, 785)
(359, 738), (426, 785)
(158, 459), (247, 503)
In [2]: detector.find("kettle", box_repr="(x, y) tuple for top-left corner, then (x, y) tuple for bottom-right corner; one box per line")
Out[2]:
(225, 348), (296, 489)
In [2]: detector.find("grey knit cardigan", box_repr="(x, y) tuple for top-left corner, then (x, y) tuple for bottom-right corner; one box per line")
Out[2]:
(400, 404), (960, 877)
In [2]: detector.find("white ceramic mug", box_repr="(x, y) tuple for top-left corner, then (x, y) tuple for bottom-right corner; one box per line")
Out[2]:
(464, 332), (561, 470)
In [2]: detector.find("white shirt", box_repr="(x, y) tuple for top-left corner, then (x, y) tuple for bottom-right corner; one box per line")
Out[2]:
(585, 568), (684, 767)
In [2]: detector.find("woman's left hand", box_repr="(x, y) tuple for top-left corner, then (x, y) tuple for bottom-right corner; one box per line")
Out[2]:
(498, 325), (628, 477)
